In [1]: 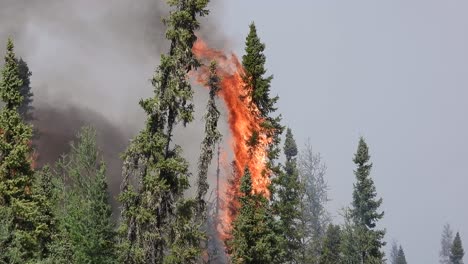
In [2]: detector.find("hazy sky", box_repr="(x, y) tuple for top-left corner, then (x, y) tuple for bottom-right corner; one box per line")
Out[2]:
(218, 1), (468, 263)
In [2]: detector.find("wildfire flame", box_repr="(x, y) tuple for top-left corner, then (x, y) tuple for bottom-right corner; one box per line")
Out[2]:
(192, 38), (273, 239)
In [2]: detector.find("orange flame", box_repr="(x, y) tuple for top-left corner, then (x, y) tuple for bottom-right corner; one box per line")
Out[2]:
(192, 38), (273, 239)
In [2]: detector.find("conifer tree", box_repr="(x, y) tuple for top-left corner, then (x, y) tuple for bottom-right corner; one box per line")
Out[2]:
(390, 241), (399, 264)
(118, 1), (209, 263)
(242, 23), (277, 117)
(47, 127), (116, 264)
(396, 245), (407, 264)
(450, 232), (464, 264)
(33, 166), (57, 259)
(319, 224), (341, 264)
(227, 22), (285, 263)
(272, 128), (302, 263)
(17, 58), (33, 122)
(242, 22), (283, 176)
(196, 61), (221, 220)
(350, 137), (385, 263)
(297, 141), (330, 261)
(441, 224), (454, 264)
(0, 38), (43, 263)
(340, 209), (361, 264)
(230, 168), (284, 264)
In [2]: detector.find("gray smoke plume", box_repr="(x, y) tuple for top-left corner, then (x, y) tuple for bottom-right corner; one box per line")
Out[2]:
(1, 0), (230, 260)
(0, 0), (232, 210)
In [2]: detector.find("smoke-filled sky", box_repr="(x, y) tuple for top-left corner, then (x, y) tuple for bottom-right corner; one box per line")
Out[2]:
(0, 0), (467, 263)
(220, 1), (468, 263)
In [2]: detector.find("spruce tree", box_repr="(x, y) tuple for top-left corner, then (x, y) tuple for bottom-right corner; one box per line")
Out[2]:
(242, 23), (277, 117)
(340, 209), (362, 264)
(196, 61), (221, 220)
(272, 128), (302, 263)
(0, 38), (43, 263)
(230, 168), (284, 264)
(17, 58), (33, 122)
(32, 166), (57, 259)
(319, 224), (341, 264)
(47, 127), (116, 264)
(450, 232), (464, 264)
(118, 1), (209, 263)
(350, 137), (385, 263)
(396, 245), (407, 264)
(242, 22), (283, 176)
(441, 224), (454, 264)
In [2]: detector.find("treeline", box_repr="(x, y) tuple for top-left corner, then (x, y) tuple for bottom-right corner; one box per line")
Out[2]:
(0, 0), (465, 264)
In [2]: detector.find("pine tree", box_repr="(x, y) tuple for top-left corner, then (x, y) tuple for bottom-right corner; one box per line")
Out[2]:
(319, 224), (341, 264)
(450, 232), (464, 264)
(272, 128), (302, 263)
(441, 224), (454, 264)
(118, 1), (209, 263)
(350, 137), (385, 263)
(396, 245), (407, 264)
(0, 38), (43, 263)
(47, 127), (116, 264)
(230, 168), (284, 264)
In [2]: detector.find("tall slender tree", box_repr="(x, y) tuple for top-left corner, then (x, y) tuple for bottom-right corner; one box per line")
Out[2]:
(297, 140), (330, 262)
(118, 1), (209, 263)
(440, 224), (454, 264)
(450, 232), (464, 264)
(241, 22), (283, 178)
(228, 22), (285, 263)
(272, 128), (302, 263)
(350, 137), (385, 263)
(0, 38), (43, 263)
(196, 61), (222, 262)
(196, 61), (221, 221)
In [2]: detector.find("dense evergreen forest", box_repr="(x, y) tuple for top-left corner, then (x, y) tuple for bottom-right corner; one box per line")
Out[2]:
(0, 0), (465, 263)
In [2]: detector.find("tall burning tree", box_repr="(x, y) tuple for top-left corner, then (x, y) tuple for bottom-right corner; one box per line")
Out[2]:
(192, 22), (284, 261)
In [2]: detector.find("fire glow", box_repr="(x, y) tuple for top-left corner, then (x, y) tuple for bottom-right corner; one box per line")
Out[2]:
(192, 38), (273, 239)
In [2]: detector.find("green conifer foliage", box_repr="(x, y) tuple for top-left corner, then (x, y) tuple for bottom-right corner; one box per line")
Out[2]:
(0, 38), (42, 263)
(196, 61), (221, 220)
(272, 128), (302, 263)
(319, 224), (341, 264)
(118, 1), (209, 263)
(227, 22), (285, 264)
(46, 127), (116, 264)
(242, 22), (282, 168)
(450, 232), (464, 264)
(350, 137), (386, 263)
(396, 245), (407, 264)
(230, 168), (284, 264)
(17, 58), (33, 122)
